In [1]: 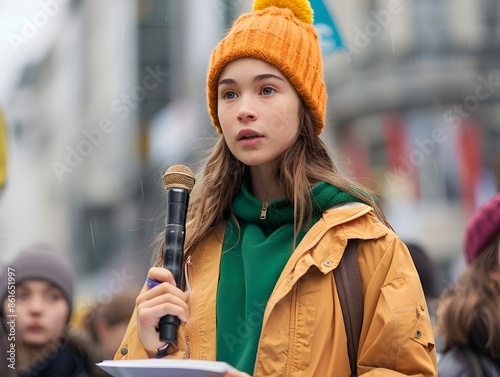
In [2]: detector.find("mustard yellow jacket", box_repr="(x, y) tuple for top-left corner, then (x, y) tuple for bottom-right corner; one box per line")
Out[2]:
(115, 203), (438, 376)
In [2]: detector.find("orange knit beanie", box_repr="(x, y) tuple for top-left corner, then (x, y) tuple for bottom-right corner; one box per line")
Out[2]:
(207, 0), (327, 135)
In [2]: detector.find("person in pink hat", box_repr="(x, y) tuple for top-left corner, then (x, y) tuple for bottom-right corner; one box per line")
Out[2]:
(436, 194), (500, 376)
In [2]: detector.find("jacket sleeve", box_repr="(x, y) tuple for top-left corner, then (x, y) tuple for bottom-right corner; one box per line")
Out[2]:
(357, 236), (438, 377)
(113, 285), (187, 361)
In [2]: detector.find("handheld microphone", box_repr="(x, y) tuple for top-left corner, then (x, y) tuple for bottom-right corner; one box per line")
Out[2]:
(158, 164), (195, 344)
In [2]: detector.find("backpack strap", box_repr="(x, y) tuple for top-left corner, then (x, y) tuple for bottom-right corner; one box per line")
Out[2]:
(334, 240), (363, 377)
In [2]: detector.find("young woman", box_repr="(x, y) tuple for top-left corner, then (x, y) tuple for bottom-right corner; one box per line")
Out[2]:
(0, 245), (97, 377)
(115, 1), (438, 376)
(436, 194), (500, 376)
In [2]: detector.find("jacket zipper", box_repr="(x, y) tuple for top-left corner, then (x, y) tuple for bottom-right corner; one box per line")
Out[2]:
(185, 332), (191, 359)
(260, 202), (268, 220)
(184, 256), (192, 359)
(285, 283), (298, 376)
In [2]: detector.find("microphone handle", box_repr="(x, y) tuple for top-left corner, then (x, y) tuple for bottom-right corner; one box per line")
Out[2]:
(159, 189), (188, 344)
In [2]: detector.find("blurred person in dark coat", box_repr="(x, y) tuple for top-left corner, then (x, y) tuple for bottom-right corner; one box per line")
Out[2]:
(405, 241), (440, 314)
(0, 244), (98, 377)
(436, 194), (500, 376)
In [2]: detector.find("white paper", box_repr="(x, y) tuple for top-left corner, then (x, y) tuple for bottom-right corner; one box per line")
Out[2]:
(97, 359), (236, 377)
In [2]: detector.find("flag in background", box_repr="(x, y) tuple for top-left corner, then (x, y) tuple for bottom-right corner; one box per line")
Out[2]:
(456, 119), (482, 215)
(383, 112), (420, 199)
(339, 124), (375, 191)
(310, 0), (344, 55)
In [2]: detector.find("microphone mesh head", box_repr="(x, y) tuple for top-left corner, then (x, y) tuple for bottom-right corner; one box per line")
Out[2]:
(162, 164), (196, 193)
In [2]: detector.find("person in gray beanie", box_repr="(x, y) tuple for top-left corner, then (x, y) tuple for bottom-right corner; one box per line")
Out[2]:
(0, 244), (97, 377)
(0, 244), (74, 319)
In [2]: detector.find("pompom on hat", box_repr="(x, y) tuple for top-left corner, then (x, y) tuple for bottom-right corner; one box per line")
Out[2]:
(464, 194), (500, 264)
(207, 0), (327, 135)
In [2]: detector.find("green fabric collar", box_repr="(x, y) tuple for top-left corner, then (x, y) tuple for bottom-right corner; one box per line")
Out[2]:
(233, 180), (358, 227)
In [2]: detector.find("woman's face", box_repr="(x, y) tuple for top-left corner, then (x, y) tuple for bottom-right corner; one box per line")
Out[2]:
(217, 58), (301, 169)
(2, 280), (69, 348)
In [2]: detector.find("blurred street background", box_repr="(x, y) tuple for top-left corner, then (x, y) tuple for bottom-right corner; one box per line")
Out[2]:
(0, 0), (499, 304)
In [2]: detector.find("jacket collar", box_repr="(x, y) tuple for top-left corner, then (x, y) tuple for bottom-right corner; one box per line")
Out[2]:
(282, 202), (388, 278)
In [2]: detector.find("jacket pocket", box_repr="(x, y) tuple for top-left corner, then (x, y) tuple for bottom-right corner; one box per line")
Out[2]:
(294, 304), (316, 369)
(381, 278), (435, 350)
(381, 278), (416, 310)
(380, 278), (419, 367)
(411, 304), (435, 350)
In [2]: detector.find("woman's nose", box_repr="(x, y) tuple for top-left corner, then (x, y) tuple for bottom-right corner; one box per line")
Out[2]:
(236, 96), (258, 122)
(27, 296), (44, 314)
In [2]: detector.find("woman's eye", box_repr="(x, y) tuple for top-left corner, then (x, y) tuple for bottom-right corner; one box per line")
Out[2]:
(47, 291), (62, 302)
(223, 91), (237, 100)
(261, 87), (275, 95)
(48, 294), (60, 301)
(17, 292), (28, 300)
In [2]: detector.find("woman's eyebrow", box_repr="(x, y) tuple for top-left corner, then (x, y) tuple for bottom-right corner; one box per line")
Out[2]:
(253, 73), (285, 83)
(218, 78), (236, 86)
(218, 73), (285, 86)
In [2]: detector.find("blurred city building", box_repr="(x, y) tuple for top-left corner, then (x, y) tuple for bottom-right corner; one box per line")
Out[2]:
(0, 0), (499, 296)
(325, 0), (500, 288)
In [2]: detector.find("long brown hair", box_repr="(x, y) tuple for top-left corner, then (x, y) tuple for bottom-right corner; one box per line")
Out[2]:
(435, 234), (500, 358)
(153, 106), (390, 266)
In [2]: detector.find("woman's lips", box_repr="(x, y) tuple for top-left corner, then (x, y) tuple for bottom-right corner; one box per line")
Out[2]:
(237, 129), (264, 146)
(237, 129), (263, 141)
(239, 135), (264, 146)
(26, 325), (45, 332)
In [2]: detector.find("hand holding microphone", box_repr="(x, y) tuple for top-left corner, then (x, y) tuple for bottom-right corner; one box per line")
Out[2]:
(158, 164), (195, 344)
(136, 165), (195, 352)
